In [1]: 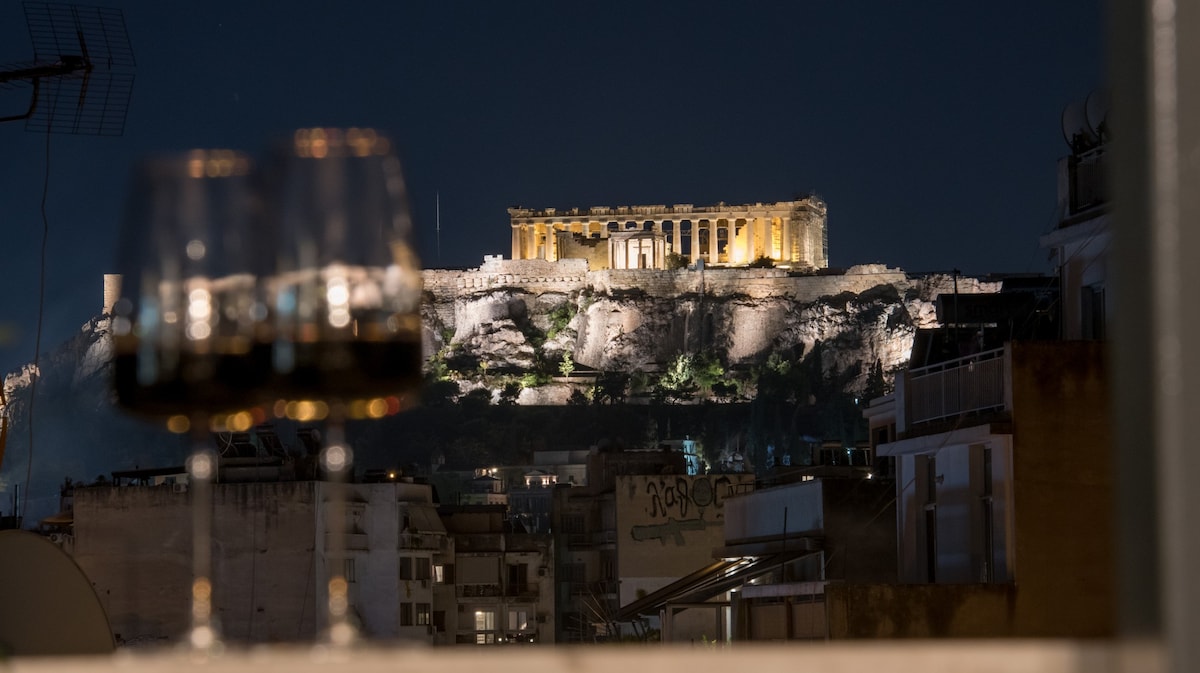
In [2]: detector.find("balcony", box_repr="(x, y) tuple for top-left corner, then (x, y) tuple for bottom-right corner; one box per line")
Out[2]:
(906, 348), (1007, 426)
(569, 580), (618, 596)
(457, 583), (502, 598)
(324, 532), (368, 551)
(398, 532), (443, 551)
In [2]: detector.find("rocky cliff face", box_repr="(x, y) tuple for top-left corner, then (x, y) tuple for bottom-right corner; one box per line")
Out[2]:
(423, 261), (999, 395)
(1, 315), (187, 526)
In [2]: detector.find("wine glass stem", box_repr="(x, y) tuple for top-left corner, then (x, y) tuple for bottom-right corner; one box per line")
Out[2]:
(323, 419), (355, 646)
(188, 420), (219, 651)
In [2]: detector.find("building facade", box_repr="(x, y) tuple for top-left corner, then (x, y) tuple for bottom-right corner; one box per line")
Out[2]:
(439, 506), (555, 645)
(508, 199), (828, 270)
(72, 478), (451, 645)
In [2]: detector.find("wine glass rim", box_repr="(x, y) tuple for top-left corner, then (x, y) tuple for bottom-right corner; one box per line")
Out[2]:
(138, 148), (253, 179)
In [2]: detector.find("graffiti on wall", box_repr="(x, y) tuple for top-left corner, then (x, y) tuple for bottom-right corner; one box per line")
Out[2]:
(625, 475), (741, 546)
(643, 475), (733, 519)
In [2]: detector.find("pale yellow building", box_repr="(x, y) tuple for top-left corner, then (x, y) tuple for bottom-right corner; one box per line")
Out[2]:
(508, 198), (827, 270)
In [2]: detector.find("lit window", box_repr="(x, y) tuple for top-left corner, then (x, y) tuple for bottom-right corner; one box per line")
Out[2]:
(416, 603), (431, 625)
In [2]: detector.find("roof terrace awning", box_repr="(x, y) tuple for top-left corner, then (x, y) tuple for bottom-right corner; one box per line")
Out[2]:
(615, 549), (818, 622)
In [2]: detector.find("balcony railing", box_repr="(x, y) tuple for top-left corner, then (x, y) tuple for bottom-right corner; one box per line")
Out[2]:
(398, 532), (443, 550)
(324, 532), (368, 551)
(457, 583), (502, 598)
(907, 348), (1007, 425)
(569, 579), (618, 596)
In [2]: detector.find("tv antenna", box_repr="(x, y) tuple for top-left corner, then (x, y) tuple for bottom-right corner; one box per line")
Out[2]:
(0, 2), (136, 136)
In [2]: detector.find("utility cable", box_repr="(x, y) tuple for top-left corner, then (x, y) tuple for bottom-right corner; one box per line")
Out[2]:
(22, 119), (52, 524)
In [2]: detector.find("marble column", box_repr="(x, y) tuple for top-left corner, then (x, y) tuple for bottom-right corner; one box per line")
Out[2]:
(725, 218), (735, 264)
(745, 217), (755, 264)
(690, 220), (700, 264)
(780, 216), (792, 263)
(671, 220), (682, 257)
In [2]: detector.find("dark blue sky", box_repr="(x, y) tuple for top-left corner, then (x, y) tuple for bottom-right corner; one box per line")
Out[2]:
(0, 1), (1103, 374)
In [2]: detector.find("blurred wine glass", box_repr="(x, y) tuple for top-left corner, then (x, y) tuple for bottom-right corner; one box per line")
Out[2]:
(261, 128), (423, 645)
(111, 149), (267, 652)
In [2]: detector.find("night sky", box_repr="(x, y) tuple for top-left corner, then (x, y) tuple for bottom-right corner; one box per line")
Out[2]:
(0, 1), (1103, 375)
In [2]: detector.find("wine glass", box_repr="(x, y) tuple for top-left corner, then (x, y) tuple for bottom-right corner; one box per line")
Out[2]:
(111, 149), (268, 652)
(260, 128), (423, 645)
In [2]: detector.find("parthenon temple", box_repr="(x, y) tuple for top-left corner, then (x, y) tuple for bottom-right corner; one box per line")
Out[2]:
(508, 198), (828, 271)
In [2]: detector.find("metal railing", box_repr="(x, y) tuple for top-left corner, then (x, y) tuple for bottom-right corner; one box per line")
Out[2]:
(907, 348), (1007, 425)
(398, 532), (443, 550)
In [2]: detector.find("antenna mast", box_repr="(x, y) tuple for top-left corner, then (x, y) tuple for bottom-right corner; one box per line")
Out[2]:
(436, 191), (441, 265)
(0, 2), (136, 135)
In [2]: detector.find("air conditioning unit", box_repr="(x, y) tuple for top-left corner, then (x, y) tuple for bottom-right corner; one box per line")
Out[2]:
(49, 533), (63, 545)
(172, 483), (188, 494)
(420, 579), (429, 589)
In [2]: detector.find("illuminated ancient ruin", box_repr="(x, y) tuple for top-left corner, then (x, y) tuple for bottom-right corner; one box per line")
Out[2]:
(508, 198), (828, 270)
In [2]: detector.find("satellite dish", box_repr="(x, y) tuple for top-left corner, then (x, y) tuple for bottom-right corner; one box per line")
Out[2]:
(0, 530), (114, 655)
(1060, 98), (1097, 152)
(1085, 89), (1109, 141)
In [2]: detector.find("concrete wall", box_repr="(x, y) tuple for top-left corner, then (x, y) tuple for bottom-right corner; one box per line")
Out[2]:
(422, 262), (913, 316)
(826, 584), (1017, 638)
(1006, 340), (1114, 637)
(742, 599), (826, 640)
(724, 480), (824, 542)
(614, 475), (754, 608)
(73, 482), (319, 645)
(819, 479), (898, 584)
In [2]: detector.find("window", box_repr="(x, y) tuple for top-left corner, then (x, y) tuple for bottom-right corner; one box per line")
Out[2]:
(433, 564), (445, 583)
(473, 608), (496, 645)
(563, 514), (585, 533)
(980, 447), (996, 583)
(399, 602), (413, 627)
(508, 563), (528, 593)
(415, 557), (431, 580)
(343, 558), (356, 583)
(566, 562), (586, 584)
(416, 603), (431, 626)
(508, 609), (529, 631)
(921, 455), (940, 583)
(600, 552), (615, 581)
(399, 557), (412, 580)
